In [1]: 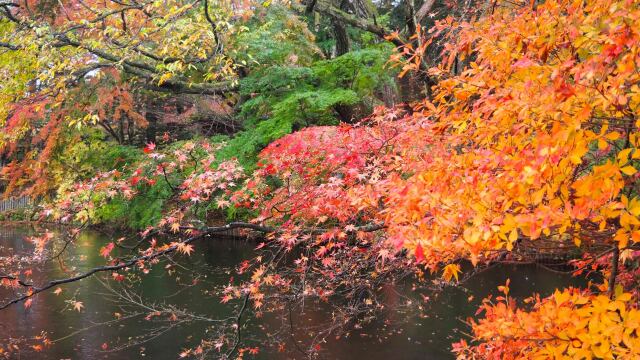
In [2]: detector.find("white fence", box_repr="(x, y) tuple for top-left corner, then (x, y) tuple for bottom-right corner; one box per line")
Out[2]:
(0, 196), (33, 213)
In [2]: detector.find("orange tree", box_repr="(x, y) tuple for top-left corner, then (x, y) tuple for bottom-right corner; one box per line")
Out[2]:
(237, 0), (640, 356)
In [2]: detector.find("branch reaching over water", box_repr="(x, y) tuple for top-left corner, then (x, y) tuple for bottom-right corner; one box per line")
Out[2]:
(0, 221), (384, 310)
(0, 230), (209, 310)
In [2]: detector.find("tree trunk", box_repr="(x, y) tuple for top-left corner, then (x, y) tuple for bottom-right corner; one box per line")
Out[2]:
(332, 0), (352, 56)
(608, 246), (620, 298)
(146, 109), (158, 144)
(404, 0), (418, 36)
(332, 17), (350, 56)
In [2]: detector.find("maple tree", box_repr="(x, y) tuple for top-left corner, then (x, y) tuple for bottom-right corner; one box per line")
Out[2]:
(231, 0), (640, 356)
(0, 0), (241, 197)
(2, 0), (640, 358)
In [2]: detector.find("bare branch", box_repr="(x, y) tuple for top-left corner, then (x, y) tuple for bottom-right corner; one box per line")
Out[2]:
(309, 1), (406, 48)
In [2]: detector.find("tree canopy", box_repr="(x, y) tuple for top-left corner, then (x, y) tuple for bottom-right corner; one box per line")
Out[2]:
(2, 0), (640, 358)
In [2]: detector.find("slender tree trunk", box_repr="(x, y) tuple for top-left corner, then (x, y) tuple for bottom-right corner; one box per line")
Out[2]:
(146, 103), (158, 144)
(127, 116), (134, 143)
(119, 117), (125, 145)
(608, 246), (620, 298)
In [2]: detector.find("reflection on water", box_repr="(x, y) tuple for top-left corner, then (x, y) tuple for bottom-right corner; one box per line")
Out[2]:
(0, 225), (586, 359)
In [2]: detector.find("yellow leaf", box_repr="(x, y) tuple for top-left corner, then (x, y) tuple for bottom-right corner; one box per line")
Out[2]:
(606, 132), (621, 141)
(618, 148), (633, 165)
(157, 73), (172, 86)
(554, 289), (570, 305)
(569, 153), (582, 164)
(442, 264), (461, 282)
(620, 165), (636, 176)
(598, 138), (608, 150)
(627, 197), (640, 216)
(616, 292), (632, 302)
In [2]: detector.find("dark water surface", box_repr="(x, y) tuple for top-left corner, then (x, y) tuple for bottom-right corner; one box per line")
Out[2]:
(0, 225), (585, 359)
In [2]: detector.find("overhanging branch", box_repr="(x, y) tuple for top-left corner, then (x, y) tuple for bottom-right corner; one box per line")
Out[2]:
(0, 221), (384, 310)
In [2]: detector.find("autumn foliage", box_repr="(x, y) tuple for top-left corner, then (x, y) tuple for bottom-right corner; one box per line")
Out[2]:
(3, 0), (640, 358)
(249, 0), (640, 263)
(454, 285), (640, 359)
(238, 0), (640, 356)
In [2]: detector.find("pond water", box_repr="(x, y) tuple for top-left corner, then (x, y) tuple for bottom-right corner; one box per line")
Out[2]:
(0, 224), (586, 359)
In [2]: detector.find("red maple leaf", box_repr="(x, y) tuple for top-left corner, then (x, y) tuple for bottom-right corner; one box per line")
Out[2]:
(99, 242), (115, 258)
(143, 142), (156, 154)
